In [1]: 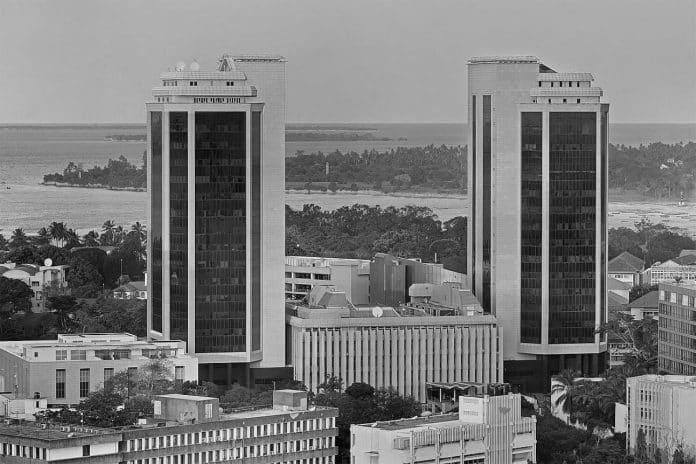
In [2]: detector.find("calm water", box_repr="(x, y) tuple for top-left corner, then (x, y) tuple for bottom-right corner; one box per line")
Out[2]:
(1, 123), (695, 235)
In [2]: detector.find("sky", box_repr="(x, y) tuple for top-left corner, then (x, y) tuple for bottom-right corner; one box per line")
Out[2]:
(0, 0), (694, 124)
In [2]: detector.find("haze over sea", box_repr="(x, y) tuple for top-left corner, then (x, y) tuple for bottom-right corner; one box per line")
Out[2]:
(1, 123), (695, 236)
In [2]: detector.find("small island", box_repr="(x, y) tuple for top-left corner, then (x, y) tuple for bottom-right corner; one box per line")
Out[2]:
(42, 155), (146, 190)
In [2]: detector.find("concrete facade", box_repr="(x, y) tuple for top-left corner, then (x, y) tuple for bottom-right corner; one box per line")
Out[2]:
(286, 288), (503, 403)
(466, 56), (608, 391)
(626, 375), (696, 459)
(658, 282), (696, 375)
(285, 256), (371, 304)
(351, 393), (536, 464)
(0, 391), (338, 464)
(370, 253), (467, 308)
(146, 54), (287, 384)
(0, 333), (197, 406)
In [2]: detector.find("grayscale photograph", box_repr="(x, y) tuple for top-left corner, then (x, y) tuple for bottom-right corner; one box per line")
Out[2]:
(0, 0), (695, 462)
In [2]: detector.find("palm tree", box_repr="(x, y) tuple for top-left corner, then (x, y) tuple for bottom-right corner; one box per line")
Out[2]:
(48, 221), (68, 247)
(113, 225), (125, 246)
(130, 222), (146, 244)
(0, 234), (8, 251)
(82, 230), (100, 247)
(64, 229), (81, 249)
(9, 228), (28, 249)
(33, 227), (51, 246)
(101, 220), (116, 245)
(551, 369), (581, 420)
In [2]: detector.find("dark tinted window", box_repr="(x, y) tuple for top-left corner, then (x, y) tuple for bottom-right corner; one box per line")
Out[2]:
(548, 112), (597, 344)
(150, 111), (163, 333)
(521, 112), (543, 343)
(170, 112), (188, 342)
(195, 112), (247, 353)
(482, 95), (492, 312)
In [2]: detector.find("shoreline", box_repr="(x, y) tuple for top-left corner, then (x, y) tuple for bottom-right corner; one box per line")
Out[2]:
(40, 182), (146, 192)
(37, 182), (692, 204)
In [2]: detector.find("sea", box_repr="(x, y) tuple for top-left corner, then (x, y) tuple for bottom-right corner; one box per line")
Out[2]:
(1, 123), (695, 236)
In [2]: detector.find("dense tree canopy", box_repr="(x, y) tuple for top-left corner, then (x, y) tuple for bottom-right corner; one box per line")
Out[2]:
(286, 204), (466, 273)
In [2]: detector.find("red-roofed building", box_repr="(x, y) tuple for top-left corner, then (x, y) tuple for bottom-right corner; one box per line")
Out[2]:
(608, 251), (644, 287)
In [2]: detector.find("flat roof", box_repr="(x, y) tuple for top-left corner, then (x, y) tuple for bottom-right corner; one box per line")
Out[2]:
(157, 394), (215, 402)
(220, 405), (335, 421)
(358, 413), (460, 431)
(0, 422), (119, 441)
(468, 56), (539, 64)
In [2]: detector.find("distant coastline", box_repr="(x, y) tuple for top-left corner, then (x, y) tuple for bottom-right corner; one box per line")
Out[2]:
(41, 181), (146, 192)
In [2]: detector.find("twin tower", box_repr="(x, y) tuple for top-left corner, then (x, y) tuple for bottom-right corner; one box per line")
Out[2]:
(147, 55), (609, 392)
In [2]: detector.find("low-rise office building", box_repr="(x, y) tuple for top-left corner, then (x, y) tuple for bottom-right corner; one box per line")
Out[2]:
(657, 283), (696, 375)
(626, 375), (696, 459)
(0, 262), (70, 312)
(646, 254), (696, 285)
(285, 256), (370, 304)
(0, 333), (198, 406)
(287, 285), (502, 402)
(351, 393), (536, 464)
(0, 390), (338, 464)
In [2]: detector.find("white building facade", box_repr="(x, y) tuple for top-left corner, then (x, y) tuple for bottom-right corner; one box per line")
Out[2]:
(626, 375), (696, 459)
(287, 299), (503, 403)
(146, 54), (288, 386)
(0, 333), (198, 406)
(351, 393), (536, 464)
(467, 56), (608, 391)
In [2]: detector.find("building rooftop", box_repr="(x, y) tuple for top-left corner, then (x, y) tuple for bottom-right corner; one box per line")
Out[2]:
(114, 281), (146, 292)
(360, 413), (460, 431)
(608, 277), (632, 291)
(468, 56), (539, 64)
(608, 291), (629, 308)
(0, 421), (120, 441)
(608, 251), (644, 273)
(629, 374), (696, 386)
(628, 290), (658, 309)
(673, 254), (696, 266)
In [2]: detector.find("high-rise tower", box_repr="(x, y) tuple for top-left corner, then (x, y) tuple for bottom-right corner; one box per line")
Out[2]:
(146, 54), (288, 386)
(467, 56), (608, 392)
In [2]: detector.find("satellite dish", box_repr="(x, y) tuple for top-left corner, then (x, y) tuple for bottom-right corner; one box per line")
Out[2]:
(190, 60), (200, 71)
(43, 258), (53, 267)
(175, 61), (186, 72)
(371, 306), (384, 318)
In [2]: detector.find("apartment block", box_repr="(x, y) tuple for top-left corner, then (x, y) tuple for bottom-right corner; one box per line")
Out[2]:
(657, 282), (696, 375)
(351, 393), (536, 464)
(0, 333), (197, 406)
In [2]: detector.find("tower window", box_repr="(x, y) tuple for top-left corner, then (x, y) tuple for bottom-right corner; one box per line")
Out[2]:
(548, 99), (552, 104)
(568, 81), (572, 87)
(538, 82), (542, 87)
(189, 81), (197, 86)
(551, 82), (554, 87)
(577, 99), (581, 103)
(560, 82), (563, 87)
(226, 81), (235, 86)
(563, 98), (567, 103)
(576, 82), (580, 87)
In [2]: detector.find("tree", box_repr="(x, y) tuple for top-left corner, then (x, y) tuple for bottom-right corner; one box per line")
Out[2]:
(66, 257), (104, 296)
(46, 295), (79, 332)
(551, 369), (581, 418)
(328, 181), (338, 193)
(601, 313), (658, 372)
(9, 228), (28, 249)
(636, 428), (648, 463)
(82, 230), (100, 247)
(609, 227), (644, 261)
(73, 298), (146, 336)
(48, 222), (68, 248)
(645, 231), (695, 266)
(0, 276), (33, 315)
(101, 220), (116, 246)
(33, 227), (51, 247)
